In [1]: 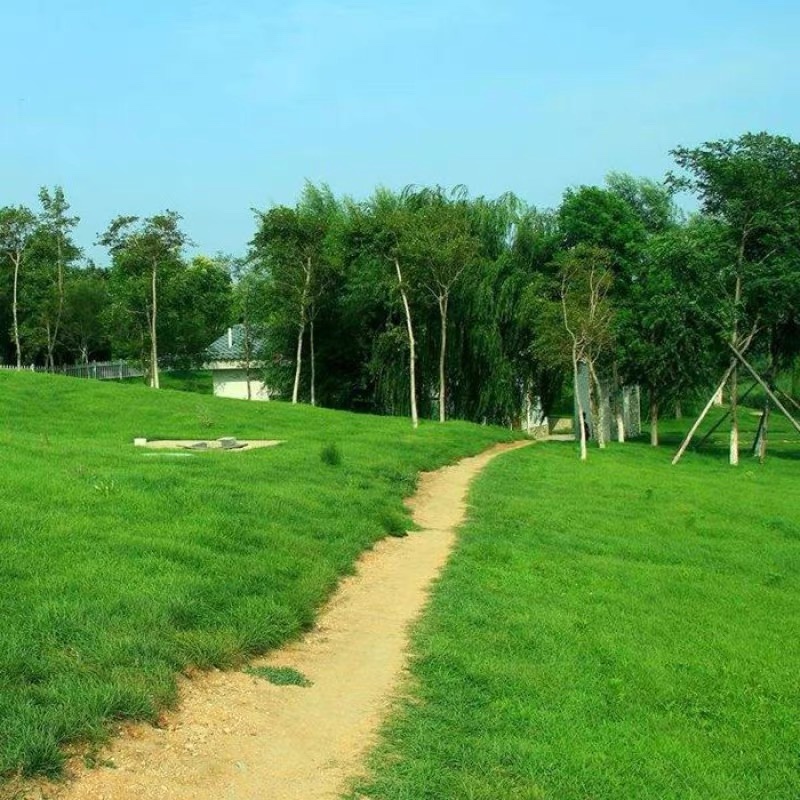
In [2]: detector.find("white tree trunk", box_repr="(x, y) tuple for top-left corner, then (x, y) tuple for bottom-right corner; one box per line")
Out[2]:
(150, 264), (160, 389)
(438, 293), (448, 423)
(395, 258), (418, 429)
(310, 317), (316, 407)
(292, 323), (304, 404)
(12, 253), (22, 369)
(587, 360), (606, 449)
(573, 351), (587, 461)
(46, 237), (65, 372)
(729, 365), (739, 465)
(650, 396), (659, 447)
(292, 261), (312, 405)
(729, 272), (742, 465)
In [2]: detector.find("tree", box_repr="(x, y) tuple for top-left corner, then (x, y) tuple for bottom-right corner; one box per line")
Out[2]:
(670, 132), (800, 464)
(36, 187), (81, 369)
(221, 254), (268, 401)
(559, 186), (647, 282)
(168, 255), (233, 365)
(617, 219), (722, 445)
(531, 245), (615, 460)
(61, 266), (111, 365)
(251, 184), (338, 405)
(605, 172), (680, 234)
(0, 206), (37, 368)
(404, 187), (479, 422)
(343, 188), (425, 427)
(99, 212), (189, 388)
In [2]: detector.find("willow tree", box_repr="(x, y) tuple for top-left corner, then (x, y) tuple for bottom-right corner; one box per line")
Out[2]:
(251, 183), (338, 405)
(404, 187), (479, 422)
(340, 188), (426, 427)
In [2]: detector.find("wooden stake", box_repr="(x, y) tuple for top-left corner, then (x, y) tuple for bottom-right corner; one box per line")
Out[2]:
(729, 343), (800, 435)
(672, 364), (736, 465)
(695, 382), (757, 451)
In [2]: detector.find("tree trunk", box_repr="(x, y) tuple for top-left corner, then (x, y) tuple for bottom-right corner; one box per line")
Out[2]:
(650, 395), (659, 447)
(573, 352), (587, 461)
(45, 323), (54, 371)
(395, 258), (418, 429)
(292, 260), (312, 405)
(45, 238), (65, 373)
(12, 253), (22, 369)
(754, 404), (769, 462)
(438, 293), (448, 423)
(587, 362), (606, 448)
(150, 264), (160, 389)
(675, 401), (682, 419)
(310, 317), (316, 407)
(243, 320), (252, 401)
(11, 252), (22, 369)
(729, 362), (740, 465)
(292, 323), (304, 404)
(729, 266), (743, 465)
(612, 364), (624, 442)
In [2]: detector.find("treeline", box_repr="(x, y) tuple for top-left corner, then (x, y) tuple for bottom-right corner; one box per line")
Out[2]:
(0, 196), (232, 374)
(2, 132), (799, 459)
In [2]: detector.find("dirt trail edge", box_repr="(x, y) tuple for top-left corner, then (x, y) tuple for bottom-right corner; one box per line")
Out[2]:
(44, 440), (531, 800)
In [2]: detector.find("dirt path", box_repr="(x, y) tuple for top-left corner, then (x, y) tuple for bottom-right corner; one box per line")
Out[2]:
(40, 440), (530, 800)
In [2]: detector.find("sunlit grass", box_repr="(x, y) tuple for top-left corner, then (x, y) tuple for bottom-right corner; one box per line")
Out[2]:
(354, 429), (800, 800)
(0, 371), (511, 781)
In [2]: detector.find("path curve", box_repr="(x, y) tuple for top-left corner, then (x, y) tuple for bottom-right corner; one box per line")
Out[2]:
(43, 440), (530, 800)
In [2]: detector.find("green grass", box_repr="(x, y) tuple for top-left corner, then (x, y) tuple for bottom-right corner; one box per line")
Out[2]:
(353, 430), (800, 799)
(120, 369), (213, 394)
(0, 371), (511, 782)
(244, 665), (312, 687)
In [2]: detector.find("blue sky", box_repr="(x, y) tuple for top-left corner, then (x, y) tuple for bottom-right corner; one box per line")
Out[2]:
(3, 0), (798, 261)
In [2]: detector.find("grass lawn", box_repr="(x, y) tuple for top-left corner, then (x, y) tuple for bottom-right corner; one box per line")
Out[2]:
(353, 415), (800, 799)
(0, 371), (511, 783)
(120, 369), (213, 394)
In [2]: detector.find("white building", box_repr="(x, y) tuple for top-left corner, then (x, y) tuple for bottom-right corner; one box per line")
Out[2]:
(206, 325), (271, 401)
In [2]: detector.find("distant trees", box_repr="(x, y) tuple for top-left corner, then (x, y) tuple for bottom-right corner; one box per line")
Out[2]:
(100, 212), (190, 388)
(0, 206), (37, 368)
(1, 130), (798, 458)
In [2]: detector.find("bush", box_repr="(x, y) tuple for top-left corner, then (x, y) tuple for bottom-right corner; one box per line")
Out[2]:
(319, 442), (342, 466)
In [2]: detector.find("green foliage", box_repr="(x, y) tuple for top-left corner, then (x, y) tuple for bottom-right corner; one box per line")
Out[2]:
(0, 370), (510, 781)
(2, 131), (798, 435)
(559, 185), (647, 280)
(245, 665), (312, 687)
(669, 132), (800, 362)
(319, 441), (342, 466)
(355, 435), (800, 800)
(606, 171), (681, 234)
(617, 219), (723, 403)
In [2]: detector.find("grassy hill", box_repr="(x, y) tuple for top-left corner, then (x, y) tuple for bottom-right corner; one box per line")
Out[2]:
(0, 372), (512, 781)
(354, 422), (800, 800)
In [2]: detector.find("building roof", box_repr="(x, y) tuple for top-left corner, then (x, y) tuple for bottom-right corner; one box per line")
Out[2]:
(206, 325), (261, 362)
